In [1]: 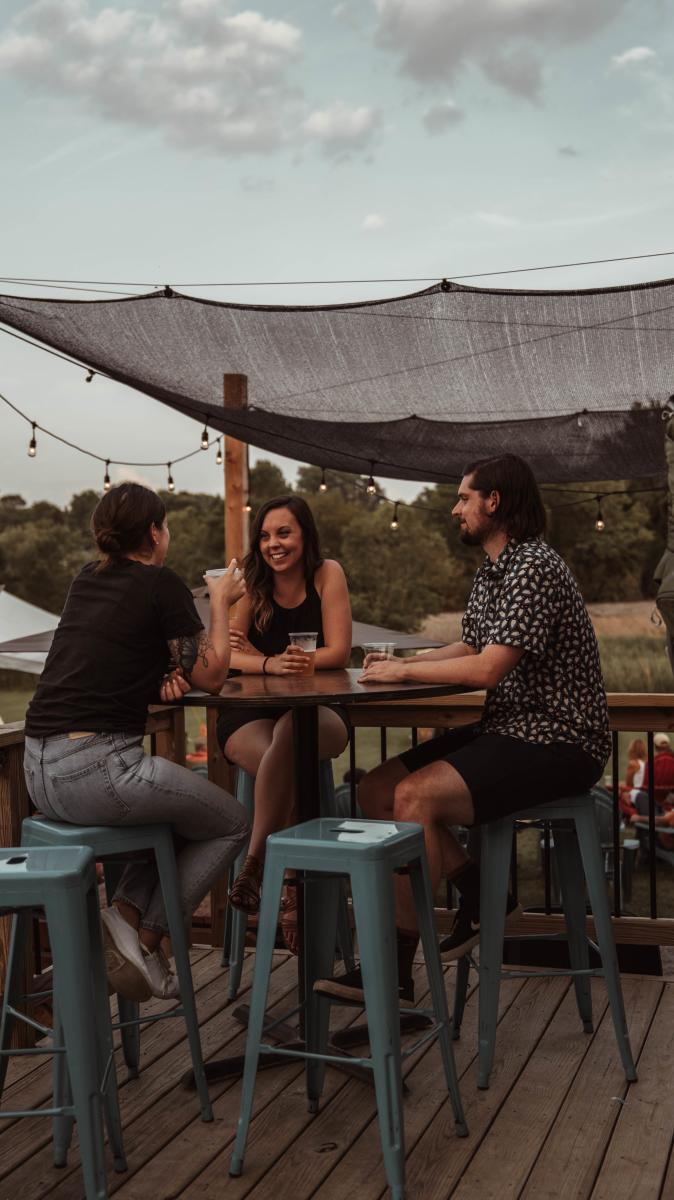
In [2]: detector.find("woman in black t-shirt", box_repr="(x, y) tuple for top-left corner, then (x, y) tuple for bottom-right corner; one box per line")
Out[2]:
(216, 495), (351, 950)
(24, 483), (249, 1003)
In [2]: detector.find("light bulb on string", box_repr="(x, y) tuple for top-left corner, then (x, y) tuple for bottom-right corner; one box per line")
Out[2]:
(319, 468), (328, 493)
(103, 460), (111, 491)
(390, 502), (399, 531)
(200, 422), (209, 451)
(167, 463), (175, 493)
(215, 439), (223, 466)
(28, 422), (37, 457)
(243, 496), (252, 513)
(366, 463), (377, 496)
(85, 369), (95, 383)
(595, 496), (605, 532)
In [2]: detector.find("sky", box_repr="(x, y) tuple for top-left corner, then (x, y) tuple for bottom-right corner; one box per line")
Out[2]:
(1, 0), (674, 509)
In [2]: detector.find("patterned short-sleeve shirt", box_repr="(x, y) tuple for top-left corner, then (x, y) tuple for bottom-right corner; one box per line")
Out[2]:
(462, 538), (610, 767)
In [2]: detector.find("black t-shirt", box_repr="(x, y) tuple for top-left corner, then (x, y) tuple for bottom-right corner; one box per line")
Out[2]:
(25, 560), (203, 737)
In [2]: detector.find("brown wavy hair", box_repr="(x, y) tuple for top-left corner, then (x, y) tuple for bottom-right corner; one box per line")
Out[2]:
(464, 453), (546, 541)
(91, 482), (166, 570)
(244, 495), (323, 632)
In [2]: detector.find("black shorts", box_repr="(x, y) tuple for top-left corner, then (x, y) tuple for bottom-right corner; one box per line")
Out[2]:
(398, 723), (603, 825)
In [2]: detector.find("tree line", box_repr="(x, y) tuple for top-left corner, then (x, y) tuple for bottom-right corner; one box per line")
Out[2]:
(0, 463), (666, 631)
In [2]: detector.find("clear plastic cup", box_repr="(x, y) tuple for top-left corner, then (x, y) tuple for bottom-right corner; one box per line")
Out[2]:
(362, 641), (395, 664)
(288, 632), (318, 675)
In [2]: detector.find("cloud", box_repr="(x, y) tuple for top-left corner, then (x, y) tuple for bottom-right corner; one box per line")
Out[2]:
(304, 100), (381, 159)
(0, 1), (377, 159)
(362, 212), (386, 230)
(422, 99), (464, 134)
(373, 0), (627, 100)
(476, 211), (521, 229)
(558, 144), (580, 157)
(611, 45), (657, 70)
(240, 174), (275, 192)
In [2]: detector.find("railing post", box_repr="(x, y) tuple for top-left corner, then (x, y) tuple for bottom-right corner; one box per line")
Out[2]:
(0, 738), (34, 1046)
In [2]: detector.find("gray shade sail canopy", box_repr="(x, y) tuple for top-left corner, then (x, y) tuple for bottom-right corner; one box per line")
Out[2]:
(1, 276), (672, 482)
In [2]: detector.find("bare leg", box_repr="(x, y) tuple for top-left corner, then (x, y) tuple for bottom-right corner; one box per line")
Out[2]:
(392, 762), (474, 932)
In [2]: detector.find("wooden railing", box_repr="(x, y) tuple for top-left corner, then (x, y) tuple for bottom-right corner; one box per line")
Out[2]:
(2, 692), (674, 1004)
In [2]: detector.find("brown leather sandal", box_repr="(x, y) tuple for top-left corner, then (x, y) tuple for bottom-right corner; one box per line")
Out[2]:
(228, 855), (263, 915)
(279, 890), (299, 956)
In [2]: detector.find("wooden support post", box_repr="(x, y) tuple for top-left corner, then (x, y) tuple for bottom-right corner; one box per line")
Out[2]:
(0, 734), (34, 1046)
(223, 374), (249, 564)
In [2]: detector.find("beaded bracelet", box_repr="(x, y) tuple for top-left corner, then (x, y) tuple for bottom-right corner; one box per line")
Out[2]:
(262, 657), (270, 675)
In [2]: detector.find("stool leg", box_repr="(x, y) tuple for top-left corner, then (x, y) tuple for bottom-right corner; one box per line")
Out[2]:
(153, 836), (214, 1122)
(103, 863), (140, 1077)
(336, 882), (356, 973)
(408, 855), (467, 1136)
(0, 911), (31, 1096)
(46, 892), (109, 1200)
(574, 810), (637, 1083)
(553, 827), (593, 1033)
(351, 863), (406, 1200)
(230, 856), (285, 1177)
(478, 819), (512, 1090)
(86, 887), (127, 1173)
(304, 873), (341, 1112)
(451, 956), (471, 1041)
(51, 1003), (75, 1167)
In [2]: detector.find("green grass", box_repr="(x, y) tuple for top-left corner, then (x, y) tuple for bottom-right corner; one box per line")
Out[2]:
(597, 635), (673, 692)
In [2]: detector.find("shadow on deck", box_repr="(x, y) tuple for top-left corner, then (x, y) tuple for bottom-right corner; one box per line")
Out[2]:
(2, 948), (673, 1199)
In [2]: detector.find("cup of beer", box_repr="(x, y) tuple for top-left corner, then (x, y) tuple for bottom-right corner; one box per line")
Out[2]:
(288, 632), (318, 675)
(362, 641), (395, 665)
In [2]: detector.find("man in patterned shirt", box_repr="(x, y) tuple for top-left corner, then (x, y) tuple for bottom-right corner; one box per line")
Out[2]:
(315, 453), (610, 1006)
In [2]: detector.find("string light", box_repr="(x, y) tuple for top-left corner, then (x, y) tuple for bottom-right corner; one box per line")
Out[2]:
(103, 459), (111, 491)
(319, 467), (328, 492)
(215, 438), (223, 466)
(243, 496), (252, 513)
(167, 463), (175, 493)
(28, 421), (37, 457)
(85, 369), (95, 383)
(390, 502), (399, 531)
(577, 410), (586, 429)
(595, 496), (605, 532)
(200, 422), (209, 450)
(366, 463), (377, 496)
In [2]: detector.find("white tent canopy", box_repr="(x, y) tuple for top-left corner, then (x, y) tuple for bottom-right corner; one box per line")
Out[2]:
(0, 587), (58, 675)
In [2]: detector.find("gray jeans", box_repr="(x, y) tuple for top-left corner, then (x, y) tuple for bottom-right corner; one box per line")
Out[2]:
(24, 732), (249, 935)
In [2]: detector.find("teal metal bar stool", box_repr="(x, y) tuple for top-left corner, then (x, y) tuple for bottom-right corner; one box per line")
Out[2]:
(223, 762), (355, 1000)
(0, 845), (126, 1200)
(229, 817), (467, 1200)
(16, 817), (213, 1121)
(461, 794), (637, 1090)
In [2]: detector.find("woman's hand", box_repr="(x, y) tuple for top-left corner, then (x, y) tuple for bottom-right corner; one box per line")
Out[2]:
(204, 560), (246, 608)
(265, 646), (312, 675)
(358, 657), (408, 685)
(229, 627), (261, 656)
(160, 668), (192, 703)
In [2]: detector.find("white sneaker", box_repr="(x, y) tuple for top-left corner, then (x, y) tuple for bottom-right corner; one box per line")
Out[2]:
(141, 945), (181, 1000)
(100, 907), (153, 1002)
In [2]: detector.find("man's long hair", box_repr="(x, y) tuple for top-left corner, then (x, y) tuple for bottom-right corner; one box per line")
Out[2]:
(464, 453), (546, 541)
(243, 494), (323, 632)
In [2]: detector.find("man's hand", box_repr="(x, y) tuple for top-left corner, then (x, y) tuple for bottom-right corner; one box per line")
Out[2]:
(204, 560), (246, 608)
(160, 668), (192, 703)
(358, 657), (408, 684)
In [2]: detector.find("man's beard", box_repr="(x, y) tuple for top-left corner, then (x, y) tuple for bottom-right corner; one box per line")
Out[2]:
(459, 527), (483, 547)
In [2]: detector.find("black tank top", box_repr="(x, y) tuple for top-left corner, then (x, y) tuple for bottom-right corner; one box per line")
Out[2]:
(247, 579), (325, 658)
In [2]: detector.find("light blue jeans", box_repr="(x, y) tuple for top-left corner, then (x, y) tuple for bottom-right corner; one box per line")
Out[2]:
(24, 732), (249, 935)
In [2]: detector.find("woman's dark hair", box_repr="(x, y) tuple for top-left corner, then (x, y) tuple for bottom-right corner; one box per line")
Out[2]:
(463, 453), (546, 541)
(244, 495), (323, 632)
(91, 482), (166, 569)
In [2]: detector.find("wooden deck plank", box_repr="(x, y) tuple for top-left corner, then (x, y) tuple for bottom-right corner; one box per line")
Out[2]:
(521, 975), (663, 1200)
(396, 976), (570, 1200)
(590, 983), (674, 1200)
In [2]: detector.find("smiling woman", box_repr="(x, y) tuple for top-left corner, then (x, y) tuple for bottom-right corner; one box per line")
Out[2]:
(217, 494), (352, 949)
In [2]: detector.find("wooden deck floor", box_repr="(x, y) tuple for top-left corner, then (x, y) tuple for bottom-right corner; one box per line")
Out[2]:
(2, 948), (674, 1200)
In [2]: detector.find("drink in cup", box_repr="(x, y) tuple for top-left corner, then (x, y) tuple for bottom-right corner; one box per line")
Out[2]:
(288, 632), (318, 675)
(362, 641), (395, 664)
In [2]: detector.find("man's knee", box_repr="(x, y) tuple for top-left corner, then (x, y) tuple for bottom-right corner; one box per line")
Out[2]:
(358, 759), (404, 816)
(393, 776), (425, 824)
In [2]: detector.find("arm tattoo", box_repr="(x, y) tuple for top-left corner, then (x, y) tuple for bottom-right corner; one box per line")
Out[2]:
(167, 631), (214, 681)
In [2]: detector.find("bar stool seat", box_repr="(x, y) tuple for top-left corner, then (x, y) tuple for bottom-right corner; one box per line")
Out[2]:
(229, 817), (467, 1200)
(0, 845), (126, 1200)
(16, 816), (213, 1120)
(458, 793), (638, 1090)
(223, 762), (355, 999)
